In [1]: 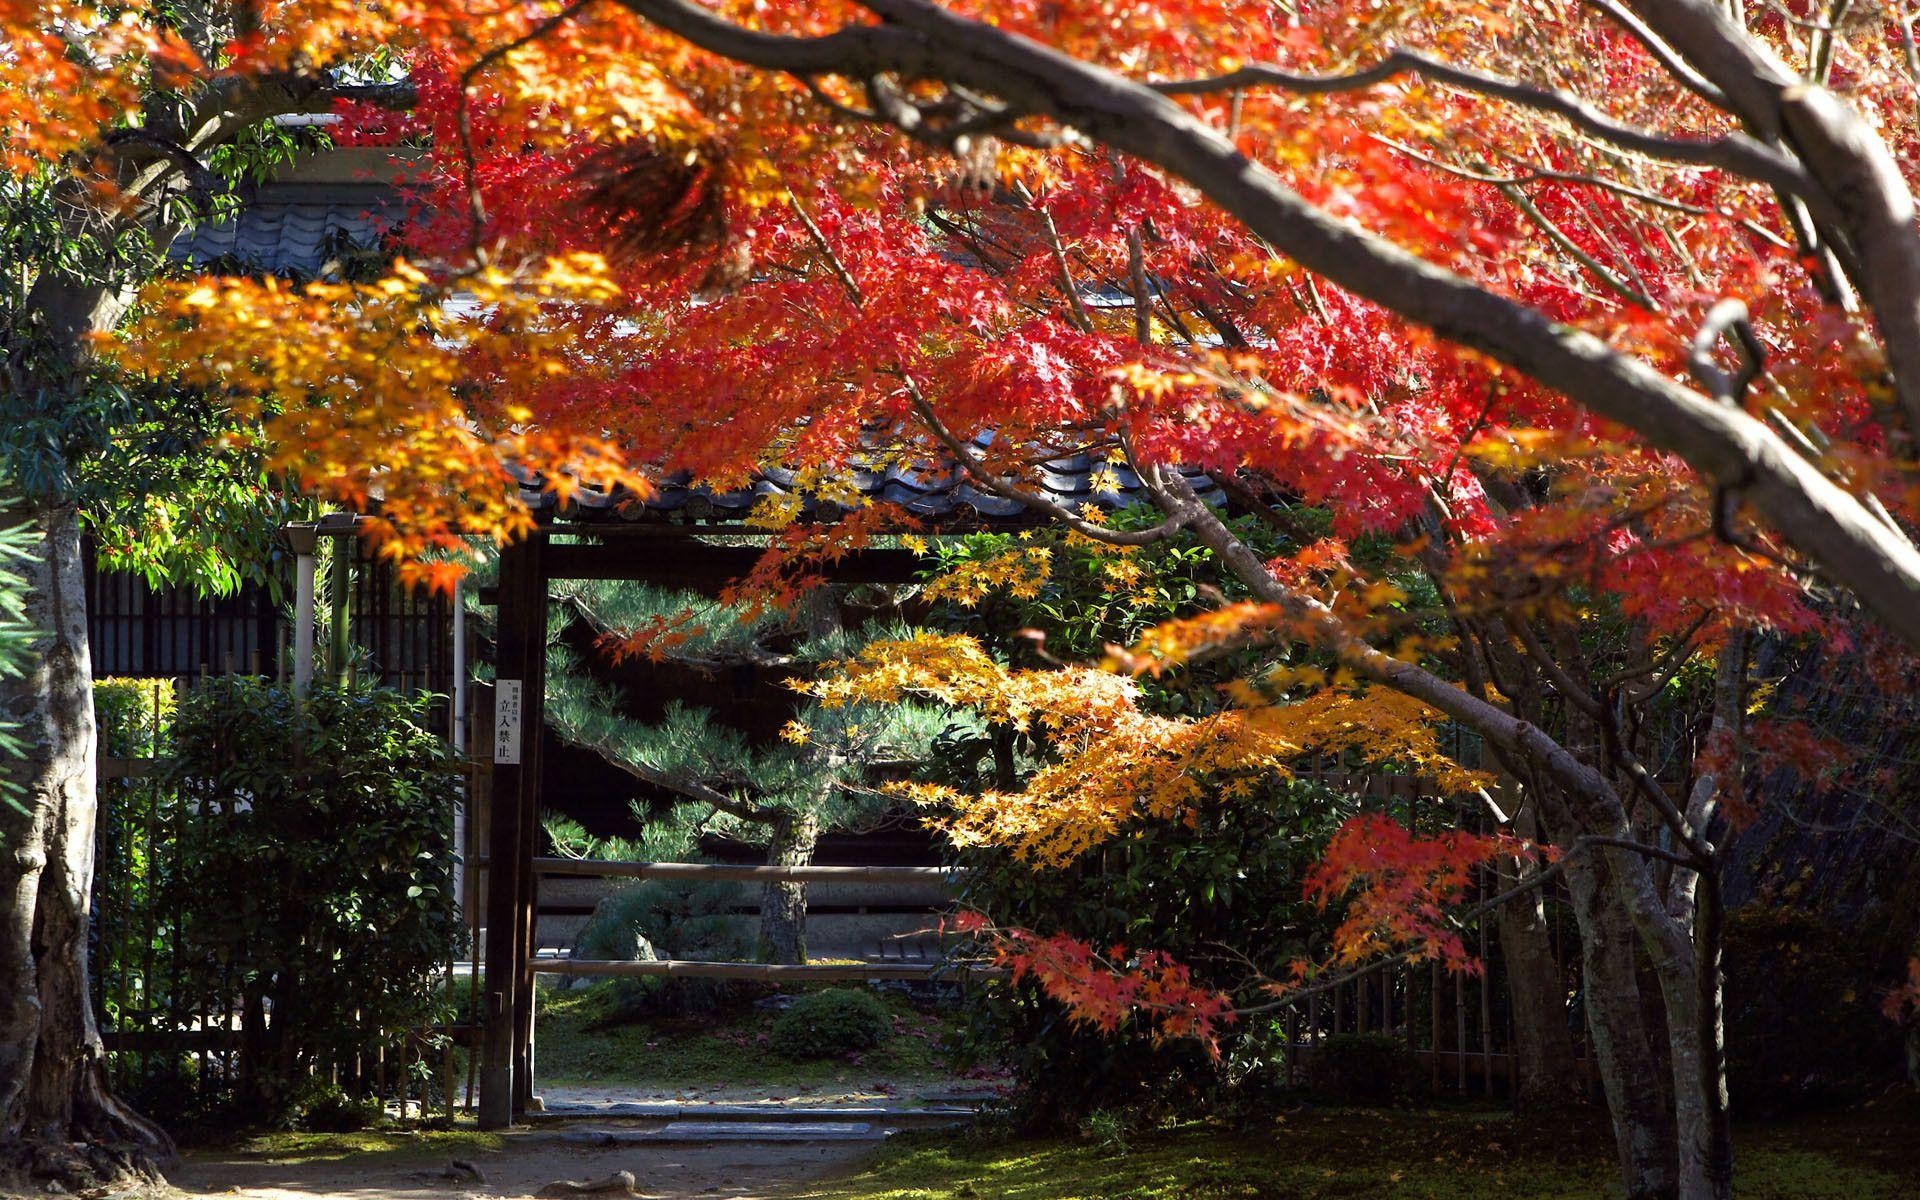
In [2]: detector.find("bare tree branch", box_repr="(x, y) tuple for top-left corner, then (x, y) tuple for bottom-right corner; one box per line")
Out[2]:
(607, 0), (1920, 650)
(1145, 48), (1828, 219)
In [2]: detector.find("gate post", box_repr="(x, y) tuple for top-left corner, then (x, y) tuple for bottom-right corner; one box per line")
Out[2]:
(478, 534), (545, 1128)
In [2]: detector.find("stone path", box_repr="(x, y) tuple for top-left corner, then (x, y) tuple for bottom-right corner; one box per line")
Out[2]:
(167, 1132), (875, 1200)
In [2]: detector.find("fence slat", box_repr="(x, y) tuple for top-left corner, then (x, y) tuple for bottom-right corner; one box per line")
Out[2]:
(531, 858), (959, 885)
(531, 958), (1004, 981)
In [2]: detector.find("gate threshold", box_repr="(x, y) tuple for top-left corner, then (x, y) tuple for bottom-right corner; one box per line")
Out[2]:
(529, 1100), (980, 1121)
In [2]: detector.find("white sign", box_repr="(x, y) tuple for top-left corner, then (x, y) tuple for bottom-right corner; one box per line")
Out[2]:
(495, 679), (524, 765)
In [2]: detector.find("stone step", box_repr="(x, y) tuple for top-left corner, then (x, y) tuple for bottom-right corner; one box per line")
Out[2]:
(911, 1090), (1004, 1105)
(555, 1122), (889, 1145)
(534, 1101), (975, 1121)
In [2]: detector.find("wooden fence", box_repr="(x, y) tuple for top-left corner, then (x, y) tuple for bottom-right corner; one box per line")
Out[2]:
(91, 672), (475, 1121)
(84, 540), (460, 732)
(495, 771), (1586, 1102)
(1267, 770), (1587, 1096)
(93, 675), (1580, 1114)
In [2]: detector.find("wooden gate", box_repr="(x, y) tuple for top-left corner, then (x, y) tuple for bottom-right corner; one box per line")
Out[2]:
(473, 529), (1589, 1125)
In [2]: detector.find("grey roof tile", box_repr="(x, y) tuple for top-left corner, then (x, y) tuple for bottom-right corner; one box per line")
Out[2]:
(170, 187), (396, 279)
(514, 454), (1223, 529)
(177, 184), (1227, 530)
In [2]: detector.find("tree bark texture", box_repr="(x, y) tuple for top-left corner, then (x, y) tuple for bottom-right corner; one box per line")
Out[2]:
(0, 505), (172, 1191)
(1494, 808), (1582, 1112)
(1563, 850), (1680, 1200)
(759, 807), (821, 964)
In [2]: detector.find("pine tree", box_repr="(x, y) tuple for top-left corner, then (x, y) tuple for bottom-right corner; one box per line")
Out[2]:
(542, 579), (947, 962)
(0, 495), (34, 804)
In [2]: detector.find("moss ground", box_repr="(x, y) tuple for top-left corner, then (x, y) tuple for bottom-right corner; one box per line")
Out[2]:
(206, 1126), (504, 1165)
(533, 982), (977, 1093)
(175, 1096), (1920, 1198)
(793, 1098), (1920, 1200)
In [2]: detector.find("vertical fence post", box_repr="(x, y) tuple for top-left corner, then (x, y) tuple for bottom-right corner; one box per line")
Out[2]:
(1478, 878), (1494, 1096)
(287, 524), (318, 701)
(1284, 1007), (1299, 1086)
(1307, 990), (1321, 1080)
(452, 577), (468, 751)
(479, 534), (544, 1128)
(328, 523), (352, 687)
(1381, 968), (1392, 1038)
(1454, 964), (1468, 1094)
(1429, 960), (1441, 1092)
(451, 579), (470, 923)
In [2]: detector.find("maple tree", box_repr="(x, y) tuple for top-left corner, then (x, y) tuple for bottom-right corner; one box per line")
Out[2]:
(887, 522), (1569, 1119)
(0, 4), (430, 1187)
(11, 4), (1920, 1199)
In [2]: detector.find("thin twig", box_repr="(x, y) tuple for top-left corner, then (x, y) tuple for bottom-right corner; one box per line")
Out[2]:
(1148, 47), (1832, 223)
(788, 185), (1185, 549)
(457, 0), (599, 262)
(1234, 833), (1693, 1016)
(1581, 0), (1730, 107)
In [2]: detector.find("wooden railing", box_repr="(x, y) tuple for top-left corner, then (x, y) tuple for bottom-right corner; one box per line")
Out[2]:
(527, 858), (986, 982)
(531, 857), (957, 883)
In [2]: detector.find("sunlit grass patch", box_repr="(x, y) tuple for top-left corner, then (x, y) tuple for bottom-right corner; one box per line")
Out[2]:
(794, 1106), (1920, 1200)
(217, 1126), (503, 1165)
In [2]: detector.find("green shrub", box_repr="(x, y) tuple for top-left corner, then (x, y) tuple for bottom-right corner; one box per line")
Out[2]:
(573, 878), (753, 1020)
(920, 516), (1360, 1130)
(1306, 1033), (1414, 1106)
(155, 678), (463, 1120)
(950, 779), (1356, 1129)
(94, 676), (175, 758)
(1077, 1108), (1131, 1155)
(92, 678), (179, 1032)
(281, 1079), (383, 1133)
(770, 987), (892, 1059)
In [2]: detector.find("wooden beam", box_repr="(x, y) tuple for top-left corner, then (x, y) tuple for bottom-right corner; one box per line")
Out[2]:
(97, 756), (155, 780)
(532, 858), (958, 885)
(479, 535), (545, 1129)
(531, 958), (1007, 981)
(541, 541), (924, 587)
(511, 537), (548, 1120)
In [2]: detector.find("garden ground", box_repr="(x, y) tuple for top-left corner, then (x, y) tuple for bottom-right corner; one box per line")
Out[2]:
(164, 1100), (1920, 1200)
(528, 983), (990, 1104)
(153, 990), (1920, 1199)
(166, 1127), (872, 1200)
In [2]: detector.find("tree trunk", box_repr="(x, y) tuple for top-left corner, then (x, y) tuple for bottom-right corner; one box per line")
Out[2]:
(0, 505), (173, 1192)
(756, 587), (842, 966)
(1495, 809), (1581, 1111)
(1564, 848), (1680, 1200)
(1907, 1022), (1920, 1091)
(1693, 867), (1733, 1199)
(1595, 841), (1722, 1200)
(759, 808), (820, 964)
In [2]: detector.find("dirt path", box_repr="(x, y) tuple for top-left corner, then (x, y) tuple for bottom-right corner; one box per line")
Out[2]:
(165, 1132), (877, 1200)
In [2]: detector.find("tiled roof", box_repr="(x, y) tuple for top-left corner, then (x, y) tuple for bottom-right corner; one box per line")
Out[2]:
(169, 183), (397, 278)
(512, 434), (1225, 528)
(173, 175), (1224, 530)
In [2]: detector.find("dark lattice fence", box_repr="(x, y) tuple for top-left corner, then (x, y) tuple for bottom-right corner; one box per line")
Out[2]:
(84, 540), (459, 729)
(91, 679), (471, 1125)
(87, 542), (472, 1122)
